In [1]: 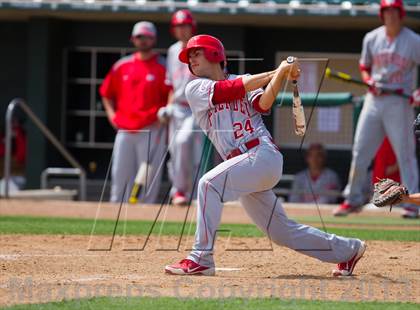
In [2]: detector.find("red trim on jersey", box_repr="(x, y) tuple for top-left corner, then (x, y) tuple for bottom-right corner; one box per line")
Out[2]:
(359, 63), (371, 74)
(252, 94), (270, 114)
(212, 78), (246, 104)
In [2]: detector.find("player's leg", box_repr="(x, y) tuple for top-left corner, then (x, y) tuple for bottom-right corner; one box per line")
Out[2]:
(165, 144), (282, 275)
(169, 114), (196, 204)
(110, 131), (137, 203)
(335, 94), (385, 215)
(240, 191), (363, 267)
(383, 99), (419, 218)
(135, 123), (167, 204)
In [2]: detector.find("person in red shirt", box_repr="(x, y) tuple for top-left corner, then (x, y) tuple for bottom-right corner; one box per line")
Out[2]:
(372, 137), (418, 218)
(372, 137), (400, 183)
(100, 21), (170, 203)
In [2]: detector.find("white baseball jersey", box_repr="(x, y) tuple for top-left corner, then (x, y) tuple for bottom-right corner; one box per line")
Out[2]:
(289, 168), (341, 204)
(184, 74), (363, 269)
(360, 26), (420, 94)
(185, 74), (271, 159)
(166, 41), (195, 106)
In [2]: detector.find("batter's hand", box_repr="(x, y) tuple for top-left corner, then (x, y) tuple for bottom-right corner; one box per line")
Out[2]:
(364, 77), (382, 96)
(279, 57), (300, 81)
(157, 105), (173, 124)
(409, 89), (420, 107)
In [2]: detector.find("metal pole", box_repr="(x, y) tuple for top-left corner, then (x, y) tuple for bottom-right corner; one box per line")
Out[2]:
(16, 101), (83, 170)
(40, 169), (48, 189)
(4, 100), (18, 198)
(80, 172), (87, 201)
(3, 98), (87, 200)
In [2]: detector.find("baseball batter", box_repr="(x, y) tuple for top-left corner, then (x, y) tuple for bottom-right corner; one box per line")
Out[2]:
(100, 22), (170, 203)
(165, 35), (366, 277)
(334, 0), (420, 218)
(158, 10), (202, 205)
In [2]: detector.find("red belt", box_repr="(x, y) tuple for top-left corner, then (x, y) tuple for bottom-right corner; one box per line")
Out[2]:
(226, 138), (260, 160)
(368, 88), (404, 96)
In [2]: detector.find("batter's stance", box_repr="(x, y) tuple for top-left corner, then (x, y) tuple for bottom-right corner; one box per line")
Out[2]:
(158, 10), (202, 205)
(100, 22), (170, 203)
(333, 0), (420, 218)
(165, 35), (366, 276)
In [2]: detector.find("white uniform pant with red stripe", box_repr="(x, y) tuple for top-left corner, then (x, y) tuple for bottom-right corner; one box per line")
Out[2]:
(343, 93), (419, 207)
(110, 123), (166, 203)
(167, 110), (203, 197)
(187, 141), (362, 268)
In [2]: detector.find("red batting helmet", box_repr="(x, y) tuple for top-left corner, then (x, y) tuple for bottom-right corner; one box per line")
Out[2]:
(179, 34), (226, 64)
(171, 9), (197, 35)
(380, 0), (405, 19)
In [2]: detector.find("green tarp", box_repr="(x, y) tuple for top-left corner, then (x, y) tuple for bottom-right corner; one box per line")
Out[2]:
(275, 92), (353, 107)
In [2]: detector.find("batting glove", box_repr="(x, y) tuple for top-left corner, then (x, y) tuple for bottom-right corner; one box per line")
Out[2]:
(365, 78), (382, 96)
(157, 105), (173, 124)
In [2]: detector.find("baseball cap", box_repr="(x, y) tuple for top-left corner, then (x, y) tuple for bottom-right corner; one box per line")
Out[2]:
(131, 21), (157, 38)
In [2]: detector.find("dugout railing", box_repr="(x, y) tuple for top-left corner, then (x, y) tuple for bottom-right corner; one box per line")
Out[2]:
(3, 98), (87, 200)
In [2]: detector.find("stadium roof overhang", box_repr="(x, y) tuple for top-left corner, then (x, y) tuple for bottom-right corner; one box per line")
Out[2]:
(0, 0), (419, 29)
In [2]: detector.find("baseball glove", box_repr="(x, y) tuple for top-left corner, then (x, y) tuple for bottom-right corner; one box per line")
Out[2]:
(372, 178), (408, 210)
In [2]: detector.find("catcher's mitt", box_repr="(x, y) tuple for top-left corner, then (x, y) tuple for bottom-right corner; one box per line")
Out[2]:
(372, 178), (408, 210)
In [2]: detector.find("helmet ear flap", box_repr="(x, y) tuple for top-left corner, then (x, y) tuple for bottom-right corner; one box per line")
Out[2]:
(204, 48), (223, 63)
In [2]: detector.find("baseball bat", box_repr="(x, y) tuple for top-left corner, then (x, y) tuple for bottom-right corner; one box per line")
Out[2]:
(325, 67), (411, 99)
(128, 126), (165, 204)
(292, 80), (306, 137)
(128, 162), (152, 204)
(287, 56), (306, 137)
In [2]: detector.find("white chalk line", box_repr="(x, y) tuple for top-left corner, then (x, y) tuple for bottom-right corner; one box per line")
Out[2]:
(216, 267), (242, 271)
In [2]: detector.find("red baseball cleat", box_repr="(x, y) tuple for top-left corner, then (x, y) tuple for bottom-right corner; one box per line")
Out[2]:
(332, 242), (366, 276)
(165, 259), (215, 276)
(172, 191), (187, 206)
(333, 202), (362, 217)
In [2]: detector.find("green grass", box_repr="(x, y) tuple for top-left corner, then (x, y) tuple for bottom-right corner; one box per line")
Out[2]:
(0, 216), (418, 241)
(2, 297), (419, 310)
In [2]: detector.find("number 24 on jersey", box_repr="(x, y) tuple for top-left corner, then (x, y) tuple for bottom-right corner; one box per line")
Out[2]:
(233, 119), (254, 139)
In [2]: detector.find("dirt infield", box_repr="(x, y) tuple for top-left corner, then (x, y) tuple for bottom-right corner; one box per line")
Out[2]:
(0, 199), (419, 306)
(0, 235), (419, 307)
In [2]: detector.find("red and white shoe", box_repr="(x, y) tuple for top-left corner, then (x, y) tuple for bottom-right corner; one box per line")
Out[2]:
(165, 259), (215, 276)
(172, 191), (187, 206)
(332, 242), (366, 276)
(333, 202), (362, 217)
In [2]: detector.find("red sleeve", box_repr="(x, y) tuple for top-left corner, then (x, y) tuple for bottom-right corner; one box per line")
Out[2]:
(359, 64), (371, 74)
(252, 94), (270, 113)
(100, 69), (117, 100)
(212, 78), (246, 104)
